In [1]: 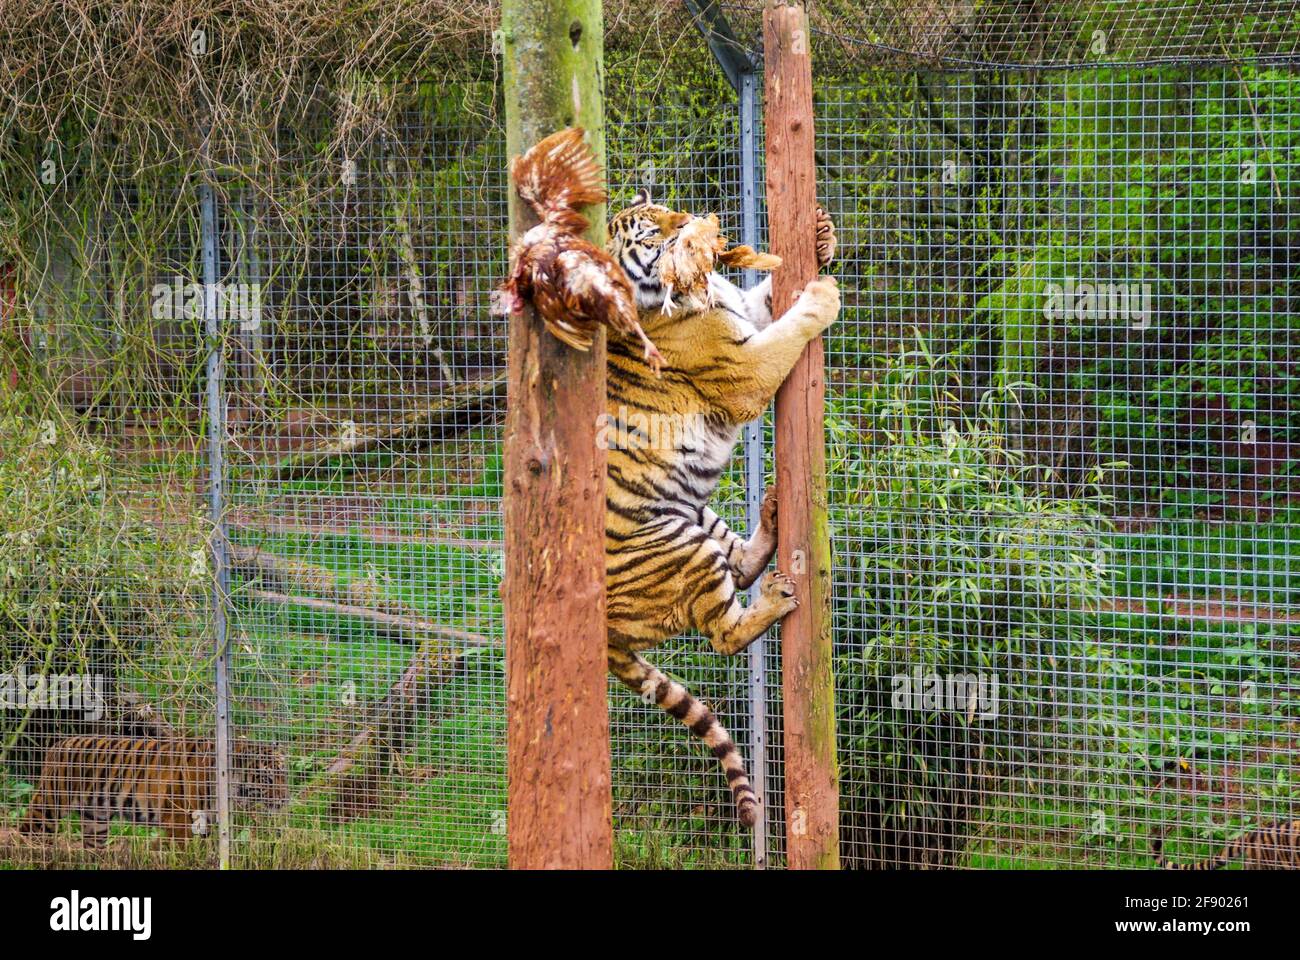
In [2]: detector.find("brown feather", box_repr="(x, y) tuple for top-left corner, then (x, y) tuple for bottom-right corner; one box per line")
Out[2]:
(657, 213), (781, 315)
(509, 127), (606, 232)
(658, 213), (722, 315)
(717, 245), (782, 271)
(500, 127), (664, 375)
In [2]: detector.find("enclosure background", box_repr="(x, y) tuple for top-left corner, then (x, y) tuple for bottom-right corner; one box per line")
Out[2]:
(0, 0), (1296, 868)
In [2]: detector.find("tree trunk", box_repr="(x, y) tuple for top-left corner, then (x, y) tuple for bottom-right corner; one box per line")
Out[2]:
(764, 0), (840, 870)
(501, 0), (613, 869)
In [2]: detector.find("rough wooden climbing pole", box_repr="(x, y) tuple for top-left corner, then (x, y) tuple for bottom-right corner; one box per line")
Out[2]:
(500, 0), (613, 869)
(764, 0), (840, 870)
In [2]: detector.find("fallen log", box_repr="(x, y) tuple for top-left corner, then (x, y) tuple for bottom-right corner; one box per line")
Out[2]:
(325, 637), (444, 779)
(257, 370), (507, 482)
(230, 542), (423, 640)
(284, 632), (486, 820)
(244, 587), (498, 648)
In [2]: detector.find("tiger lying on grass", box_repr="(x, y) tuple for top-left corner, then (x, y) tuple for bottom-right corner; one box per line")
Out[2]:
(599, 189), (838, 827)
(20, 736), (287, 846)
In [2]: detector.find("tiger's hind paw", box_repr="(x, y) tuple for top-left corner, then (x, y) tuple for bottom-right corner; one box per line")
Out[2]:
(760, 570), (798, 616)
(815, 205), (837, 268)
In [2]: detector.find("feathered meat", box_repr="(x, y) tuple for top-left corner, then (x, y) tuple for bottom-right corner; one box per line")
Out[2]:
(658, 213), (782, 315)
(498, 127), (664, 375)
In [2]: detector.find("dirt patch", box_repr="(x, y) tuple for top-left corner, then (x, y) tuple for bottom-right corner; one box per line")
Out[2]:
(1155, 724), (1300, 811)
(1102, 594), (1300, 625)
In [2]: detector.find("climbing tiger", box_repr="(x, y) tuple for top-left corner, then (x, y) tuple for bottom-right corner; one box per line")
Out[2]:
(1153, 820), (1300, 869)
(20, 736), (288, 846)
(601, 188), (838, 827)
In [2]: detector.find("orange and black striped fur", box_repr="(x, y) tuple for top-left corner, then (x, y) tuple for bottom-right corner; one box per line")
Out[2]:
(602, 189), (838, 827)
(1154, 820), (1300, 869)
(21, 736), (288, 846)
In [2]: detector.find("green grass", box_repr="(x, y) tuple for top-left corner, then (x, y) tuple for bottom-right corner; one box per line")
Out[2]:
(962, 515), (1300, 868)
(235, 529), (502, 632)
(4, 430), (1295, 869)
(1109, 515), (1300, 604)
(0, 439), (752, 866)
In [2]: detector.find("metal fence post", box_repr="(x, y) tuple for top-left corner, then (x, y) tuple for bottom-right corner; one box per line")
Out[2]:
(738, 69), (770, 870)
(685, 0), (770, 870)
(200, 179), (233, 869)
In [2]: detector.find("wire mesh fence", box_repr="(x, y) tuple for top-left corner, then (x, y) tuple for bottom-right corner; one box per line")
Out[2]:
(1, 2), (1297, 869)
(815, 56), (1299, 869)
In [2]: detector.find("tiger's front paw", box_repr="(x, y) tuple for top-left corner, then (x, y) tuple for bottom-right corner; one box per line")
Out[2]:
(795, 276), (840, 333)
(760, 570), (798, 617)
(815, 205), (836, 268)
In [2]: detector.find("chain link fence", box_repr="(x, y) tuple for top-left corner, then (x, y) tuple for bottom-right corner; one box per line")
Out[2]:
(1, 1), (1297, 868)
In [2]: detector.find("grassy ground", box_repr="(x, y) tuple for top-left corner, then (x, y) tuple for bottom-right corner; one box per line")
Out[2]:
(1110, 515), (1300, 606)
(1, 429), (754, 867)
(965, 514), (1300, 868)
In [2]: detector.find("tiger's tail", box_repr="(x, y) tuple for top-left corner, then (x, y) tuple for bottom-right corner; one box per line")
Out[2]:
(510, 127), (607, 233)
(608, 647), (758, 828)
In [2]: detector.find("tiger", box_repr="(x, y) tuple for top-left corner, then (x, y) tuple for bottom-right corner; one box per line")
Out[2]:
(1153, 820), (1300, 869)
(601, 187), (839, 827)
(20, 735), (288, 846)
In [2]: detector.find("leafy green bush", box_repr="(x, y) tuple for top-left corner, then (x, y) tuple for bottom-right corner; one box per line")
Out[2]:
(1017, 67), (1300, 512)
(829, 343), (1113, 866)
(0, 386), (202, 776)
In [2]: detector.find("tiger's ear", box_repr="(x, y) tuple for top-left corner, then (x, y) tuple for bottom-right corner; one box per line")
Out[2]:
(633, 187), (652, 206)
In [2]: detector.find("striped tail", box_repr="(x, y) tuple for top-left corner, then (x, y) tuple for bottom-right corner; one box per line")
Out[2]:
(608, 647), (758, 828)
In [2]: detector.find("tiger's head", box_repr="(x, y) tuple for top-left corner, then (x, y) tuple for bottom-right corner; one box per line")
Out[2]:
(232, 739), (289, 810)
(608, 188), (690, 310)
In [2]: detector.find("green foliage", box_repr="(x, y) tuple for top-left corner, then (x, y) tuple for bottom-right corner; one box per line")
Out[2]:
(0, 386), (203, 772)
(982, 66), (1300, 510)
(604, 58), (740, 212)
(828, 343), (1112, 866)
(0, 390), (198, 664)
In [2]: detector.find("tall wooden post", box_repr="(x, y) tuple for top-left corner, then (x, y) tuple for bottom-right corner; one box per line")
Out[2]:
(500, 0), (613, 869)
(764, 0), (840, 870)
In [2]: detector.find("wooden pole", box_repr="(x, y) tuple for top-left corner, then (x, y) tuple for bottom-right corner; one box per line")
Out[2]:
(500, 0), (613, 869)
(763, 0), (840, 870)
